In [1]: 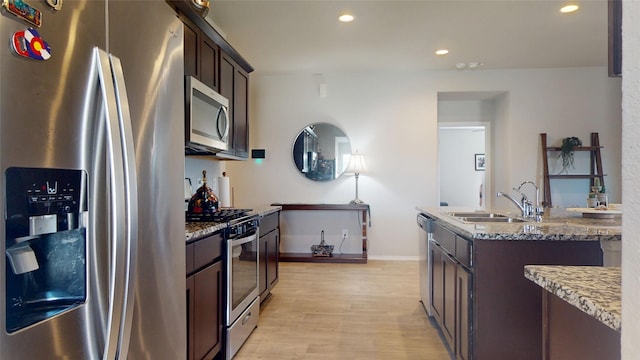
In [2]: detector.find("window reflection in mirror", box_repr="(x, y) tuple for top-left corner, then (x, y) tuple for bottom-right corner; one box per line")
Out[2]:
(292, 123), (351, 181)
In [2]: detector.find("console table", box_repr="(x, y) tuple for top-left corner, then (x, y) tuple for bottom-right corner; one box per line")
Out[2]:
(271, 203), (370, 264)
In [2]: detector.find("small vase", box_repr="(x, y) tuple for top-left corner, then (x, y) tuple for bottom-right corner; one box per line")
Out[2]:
(597, 193), (608, 207)
(586, 198), (598, 208)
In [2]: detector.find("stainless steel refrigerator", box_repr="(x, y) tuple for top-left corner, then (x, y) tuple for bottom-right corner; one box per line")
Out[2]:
(1, 0), (185, 358)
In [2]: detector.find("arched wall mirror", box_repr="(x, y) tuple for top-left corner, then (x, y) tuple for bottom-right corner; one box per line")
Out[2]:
(292, 123), (351, 181)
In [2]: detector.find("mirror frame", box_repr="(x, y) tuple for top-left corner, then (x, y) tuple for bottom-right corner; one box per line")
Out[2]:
(292, 123), (351, 182)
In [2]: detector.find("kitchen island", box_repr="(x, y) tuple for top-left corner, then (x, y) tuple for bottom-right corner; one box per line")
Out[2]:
(417, 206), (621, 360)
(525, 265), (621, 360)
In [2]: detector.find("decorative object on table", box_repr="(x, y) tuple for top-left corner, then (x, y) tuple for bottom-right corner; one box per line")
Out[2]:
(345, 150), (368, 204)
(187, 170), (219, 214)
(587, 193), (598, 208)
(311, 230), (334, 257)
(597, 185), (608, 207)
(558, 136), (582, 174)
(591, 177), (602, 193)
(475, 153), (485, 171)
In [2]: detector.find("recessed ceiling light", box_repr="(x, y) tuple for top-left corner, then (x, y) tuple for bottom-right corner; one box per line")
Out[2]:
(435, 49), (449, 55)
(339, 14), (354, 22)
(560, 4), (579, 13)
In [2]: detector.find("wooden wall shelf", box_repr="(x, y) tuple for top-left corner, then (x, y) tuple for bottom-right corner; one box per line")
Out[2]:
(540, 133), (605, 207)
(271, 203), (370, 264)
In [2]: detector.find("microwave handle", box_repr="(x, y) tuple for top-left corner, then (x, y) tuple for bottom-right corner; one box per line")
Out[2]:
(217, 106), (230, 140)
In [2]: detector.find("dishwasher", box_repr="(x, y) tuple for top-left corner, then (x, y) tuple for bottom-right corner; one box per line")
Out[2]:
(417, 213), (434, 316)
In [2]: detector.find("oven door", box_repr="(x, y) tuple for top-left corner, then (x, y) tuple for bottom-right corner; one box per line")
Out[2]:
(226, 230), (259, 325)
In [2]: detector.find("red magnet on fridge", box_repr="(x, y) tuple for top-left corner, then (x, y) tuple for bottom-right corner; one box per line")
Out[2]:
(11, 28), (51, 61)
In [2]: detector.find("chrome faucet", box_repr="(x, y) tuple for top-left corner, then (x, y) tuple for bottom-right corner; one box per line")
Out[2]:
(496, 191), (529, 217)
(497, 180), (544, 221)
(514, 180), (544, 221)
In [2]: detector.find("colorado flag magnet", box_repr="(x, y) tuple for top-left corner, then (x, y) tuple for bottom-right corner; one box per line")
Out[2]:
(12, 28), (51, 60)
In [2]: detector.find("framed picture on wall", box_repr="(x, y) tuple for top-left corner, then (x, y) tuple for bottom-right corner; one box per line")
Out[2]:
(475, 154), (486, 171)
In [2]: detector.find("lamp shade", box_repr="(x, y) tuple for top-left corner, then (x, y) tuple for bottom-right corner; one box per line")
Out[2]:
(345, 152), (368, 175)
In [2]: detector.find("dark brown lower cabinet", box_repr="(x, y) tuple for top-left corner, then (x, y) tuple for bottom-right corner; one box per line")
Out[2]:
(428, 221), (602, 360)
(430, 238), (471, 360)
(442, 251), (457, 348)
(187, 261), (223, 360)
(542, 290), (620, 360)
(186, 232), (224, 360)
(259, 211), (280, 302)
(456, 266), (471, 360)
(430, 243), (444, 322)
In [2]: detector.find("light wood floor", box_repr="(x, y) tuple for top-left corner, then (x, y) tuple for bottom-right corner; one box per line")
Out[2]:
(234, 260), (451, 360)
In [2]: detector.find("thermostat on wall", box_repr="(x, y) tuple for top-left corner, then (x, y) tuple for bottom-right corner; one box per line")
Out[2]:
(251, 149), (266, 159)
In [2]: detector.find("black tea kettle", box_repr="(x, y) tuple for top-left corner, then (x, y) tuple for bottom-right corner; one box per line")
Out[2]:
(187, 170), (219, 214)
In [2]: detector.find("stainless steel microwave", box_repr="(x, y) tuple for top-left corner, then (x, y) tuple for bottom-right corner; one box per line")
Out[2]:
(185, 76), (230, 153)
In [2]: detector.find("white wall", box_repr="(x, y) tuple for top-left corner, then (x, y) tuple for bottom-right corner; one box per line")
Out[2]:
(621, 1), (640, 358)
(438, 127), (485, 208)
(184, 156), (225, 202)
(225, 67), (621, 259)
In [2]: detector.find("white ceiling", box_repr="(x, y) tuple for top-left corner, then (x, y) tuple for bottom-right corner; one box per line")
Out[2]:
(207, 0), (609, 75)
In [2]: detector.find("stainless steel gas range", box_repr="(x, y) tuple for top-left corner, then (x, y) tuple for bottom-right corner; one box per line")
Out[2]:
(186, 208), (260, 359)
(224, 215), (260, 359)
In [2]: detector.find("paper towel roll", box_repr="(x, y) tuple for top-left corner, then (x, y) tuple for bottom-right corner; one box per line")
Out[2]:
(218, 176), (231, 208)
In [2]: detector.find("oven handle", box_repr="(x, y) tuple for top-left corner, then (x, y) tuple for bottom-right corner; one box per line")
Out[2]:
(229, 231), (258, 246)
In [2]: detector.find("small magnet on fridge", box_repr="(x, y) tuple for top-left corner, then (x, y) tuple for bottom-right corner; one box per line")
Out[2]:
(45, 0), (63, 11)
(11, 28), (51, 60)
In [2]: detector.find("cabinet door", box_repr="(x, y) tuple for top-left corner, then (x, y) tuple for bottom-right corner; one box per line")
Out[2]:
(259, 235), (268, 297)
(219, 51), (250, 158)
(200, 36), (218, 91)
(183, 18), (199, 79)
(219, 53), (234, 120)
(186, 276), (195, 360)
(232, 66), (249, 158)
(193, 261), (223, 360)
(442, 252), (457, 350)
(456, 266), (472, 360)
(266, 230), (279, 290)
(430, 243), (444, 322)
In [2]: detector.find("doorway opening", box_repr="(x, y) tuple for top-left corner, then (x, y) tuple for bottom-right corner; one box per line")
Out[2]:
(437, 91), (506, 209)
(438, 125), (487, 209)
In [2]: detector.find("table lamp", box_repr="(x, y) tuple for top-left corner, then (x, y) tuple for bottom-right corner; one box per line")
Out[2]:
(345, 151), (368, 204)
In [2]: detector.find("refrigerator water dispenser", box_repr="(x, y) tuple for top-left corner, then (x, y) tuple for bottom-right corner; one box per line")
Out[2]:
(4, 167), (88, 333)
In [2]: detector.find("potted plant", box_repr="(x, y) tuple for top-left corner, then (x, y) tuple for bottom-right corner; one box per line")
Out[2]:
(587, 192), (598, 208)
(558, 136), (582, 174)
(597, 185), (608, 207)
(591, 177), (602, 193)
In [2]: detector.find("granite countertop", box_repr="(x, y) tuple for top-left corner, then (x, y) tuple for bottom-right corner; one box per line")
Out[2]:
(185, 205), (282, 242)
(417, 206), (621, 241)
(524, 265), (621, 332)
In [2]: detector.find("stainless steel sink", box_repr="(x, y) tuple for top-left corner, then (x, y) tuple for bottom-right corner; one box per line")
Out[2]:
(460, 217), (527, 223)
(448, 212), (508, 218)
(447, 212), (526, 223)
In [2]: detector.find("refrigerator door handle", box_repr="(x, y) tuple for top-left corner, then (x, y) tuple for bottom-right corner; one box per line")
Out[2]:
(108, 53), (139, 360)
(93, 47), (129, 360)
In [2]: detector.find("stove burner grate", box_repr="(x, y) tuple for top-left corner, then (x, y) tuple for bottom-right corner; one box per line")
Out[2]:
(185, 208), (252, 223)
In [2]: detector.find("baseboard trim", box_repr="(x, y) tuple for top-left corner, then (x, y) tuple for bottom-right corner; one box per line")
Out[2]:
(367, 255), (419, 261)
